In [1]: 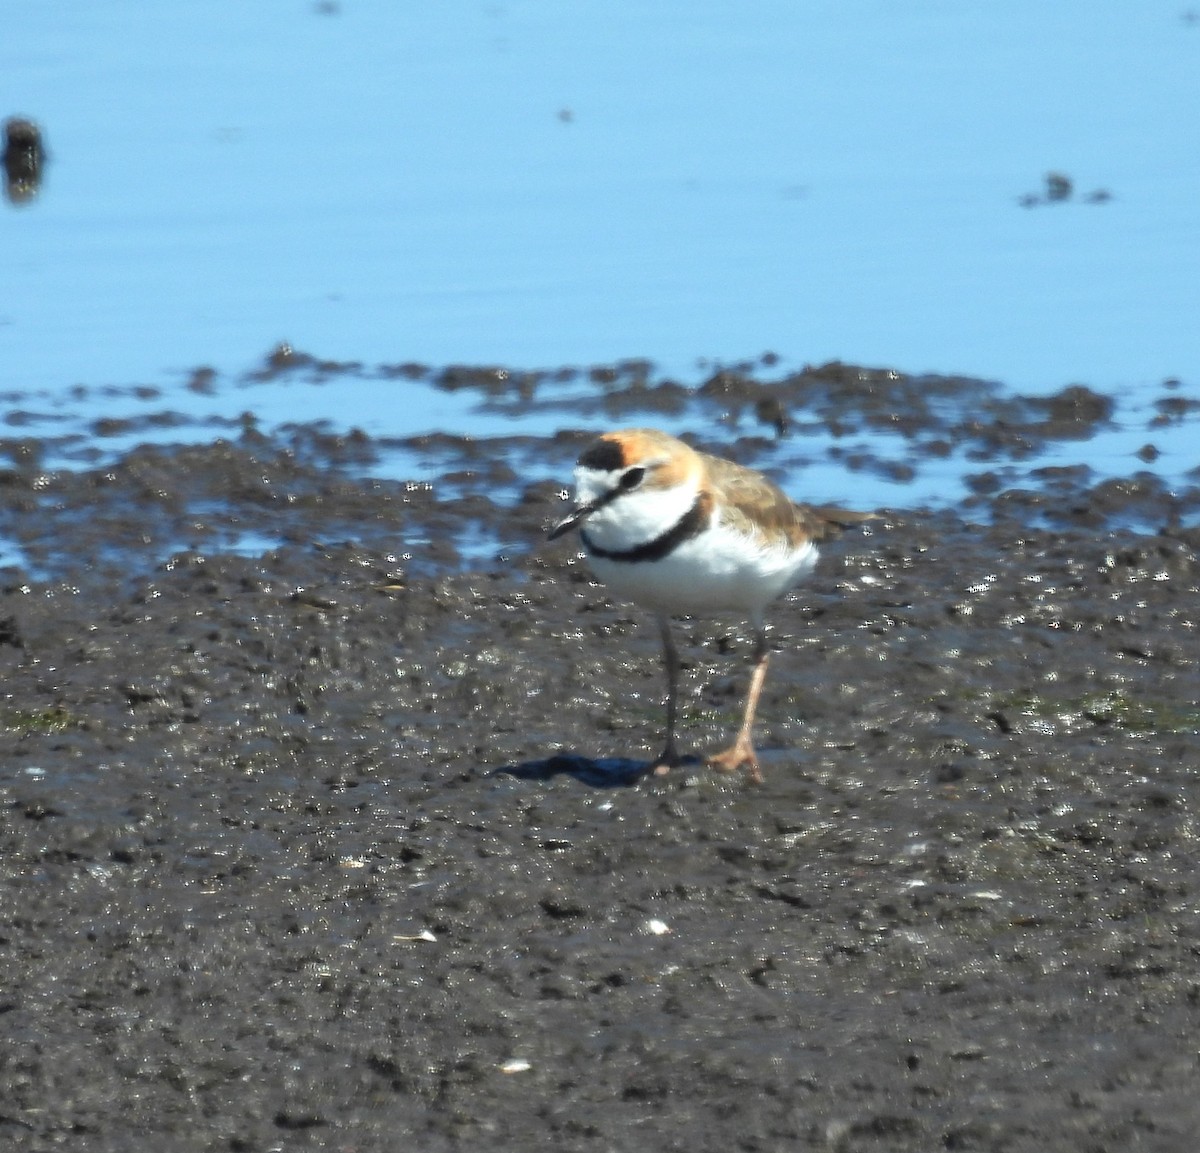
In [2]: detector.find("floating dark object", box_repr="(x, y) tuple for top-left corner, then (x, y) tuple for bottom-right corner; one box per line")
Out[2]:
(1044, 171), (1073, 202)
(3, 116), (45, 205)
(1018, 169), (1112, 209)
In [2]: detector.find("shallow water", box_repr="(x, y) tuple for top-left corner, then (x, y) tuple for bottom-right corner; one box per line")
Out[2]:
(4, 2), (1199, 397)
(5, 3), (1198, 573)
(4, 348), (1197, 511)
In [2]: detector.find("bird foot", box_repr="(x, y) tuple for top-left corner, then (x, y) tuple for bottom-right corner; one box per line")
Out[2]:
(707, 738), (763, 784)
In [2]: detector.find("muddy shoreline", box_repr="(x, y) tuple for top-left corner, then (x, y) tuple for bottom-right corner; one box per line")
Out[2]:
(3, 363), (1200, 1151)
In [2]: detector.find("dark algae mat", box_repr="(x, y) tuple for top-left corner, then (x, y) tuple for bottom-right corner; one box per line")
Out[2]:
(3, 361), (1200, 1151)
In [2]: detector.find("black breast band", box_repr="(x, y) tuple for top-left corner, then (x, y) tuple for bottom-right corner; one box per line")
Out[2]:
(582, 497), (708, 563)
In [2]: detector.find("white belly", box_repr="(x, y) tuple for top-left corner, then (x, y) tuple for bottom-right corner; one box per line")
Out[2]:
(586, 521), (818, 620)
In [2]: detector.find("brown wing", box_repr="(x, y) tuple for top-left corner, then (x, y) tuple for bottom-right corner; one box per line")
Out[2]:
(702, 452), (875, 546)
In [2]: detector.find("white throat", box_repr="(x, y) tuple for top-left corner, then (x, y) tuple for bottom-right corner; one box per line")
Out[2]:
(575, 467), (698, 553)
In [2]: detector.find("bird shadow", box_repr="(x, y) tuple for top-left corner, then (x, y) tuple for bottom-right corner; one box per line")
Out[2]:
(491, 751), (701, 788)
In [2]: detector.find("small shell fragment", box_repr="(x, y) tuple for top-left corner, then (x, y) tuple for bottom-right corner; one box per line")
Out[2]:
(644, 918), (670, 936)
(500, 1059), (531, 1074)
(392, 929), (437, 943)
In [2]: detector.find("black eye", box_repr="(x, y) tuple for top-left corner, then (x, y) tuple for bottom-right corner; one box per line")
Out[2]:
(619, 466), (646, 490)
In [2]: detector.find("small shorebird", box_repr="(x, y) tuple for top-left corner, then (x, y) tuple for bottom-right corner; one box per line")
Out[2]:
(549, 428), (873, 782)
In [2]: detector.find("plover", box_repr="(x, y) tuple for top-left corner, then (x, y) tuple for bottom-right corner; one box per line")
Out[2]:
(549, 427), (873, 782)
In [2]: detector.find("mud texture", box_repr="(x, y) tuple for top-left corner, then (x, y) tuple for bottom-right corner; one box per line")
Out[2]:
(3, 361), (1200, 1151)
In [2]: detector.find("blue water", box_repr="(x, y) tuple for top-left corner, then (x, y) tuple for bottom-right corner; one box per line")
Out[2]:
(3, 1), (1198, 400)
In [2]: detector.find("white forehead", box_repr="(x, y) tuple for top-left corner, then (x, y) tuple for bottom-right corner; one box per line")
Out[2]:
(573, 464), (621, 502)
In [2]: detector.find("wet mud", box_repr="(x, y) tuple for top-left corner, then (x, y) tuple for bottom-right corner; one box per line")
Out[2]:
(3, 361), (1200, 1151)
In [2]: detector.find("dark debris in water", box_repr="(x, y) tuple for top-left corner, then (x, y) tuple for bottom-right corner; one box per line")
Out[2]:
(1018, 170), (1114, 208)
(0, 356), (1197, 584)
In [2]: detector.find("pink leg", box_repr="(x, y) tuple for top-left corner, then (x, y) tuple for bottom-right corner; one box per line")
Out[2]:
(707, 629), (769, 783)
